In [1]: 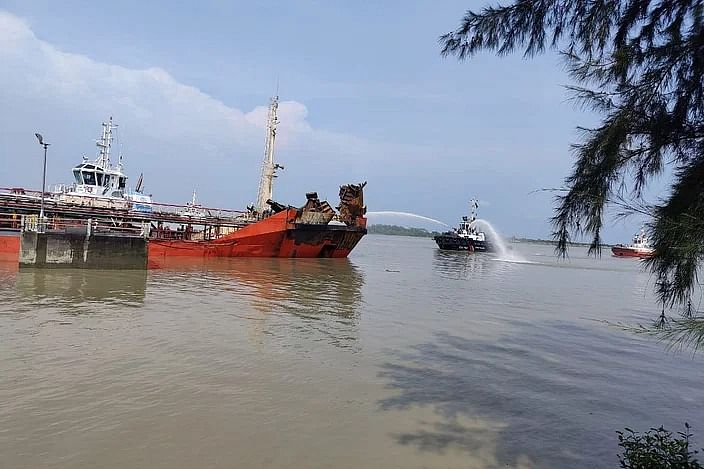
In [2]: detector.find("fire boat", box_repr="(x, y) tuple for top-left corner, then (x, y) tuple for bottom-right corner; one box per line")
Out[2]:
(611, 229), (655, 258)
(433, 199), (494, 252)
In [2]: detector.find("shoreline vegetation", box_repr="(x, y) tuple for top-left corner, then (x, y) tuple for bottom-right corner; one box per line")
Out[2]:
(367, 224), (607, 247)
(367, 224), (441, 238)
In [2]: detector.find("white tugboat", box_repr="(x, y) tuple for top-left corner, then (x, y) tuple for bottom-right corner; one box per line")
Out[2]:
(433, 199), (494, 252)
(54, 117), (153, 212)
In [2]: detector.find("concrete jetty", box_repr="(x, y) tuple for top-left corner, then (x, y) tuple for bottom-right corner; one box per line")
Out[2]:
(19, 216), (148, 269)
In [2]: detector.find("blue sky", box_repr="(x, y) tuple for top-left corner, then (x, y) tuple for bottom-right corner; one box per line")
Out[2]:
(0, 1), (655, 241)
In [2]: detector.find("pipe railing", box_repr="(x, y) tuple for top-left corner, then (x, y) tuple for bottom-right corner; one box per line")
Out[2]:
(20, 215), (149, 238)
(1, 187), (248, 214)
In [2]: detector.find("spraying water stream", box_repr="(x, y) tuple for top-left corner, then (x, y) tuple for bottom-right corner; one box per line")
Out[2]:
(366, 211), (450, 228)
(471, 218), (527, 263)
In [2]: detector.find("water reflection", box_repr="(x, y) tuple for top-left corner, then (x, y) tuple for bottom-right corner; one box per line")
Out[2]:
(154, 258), (363, 312)
(432, 250), (495, 280)
(152, 258), (365, 342)
(14, 268), (147, 311)
(379, 324), (703, 467)
(0, 260), (18, 287)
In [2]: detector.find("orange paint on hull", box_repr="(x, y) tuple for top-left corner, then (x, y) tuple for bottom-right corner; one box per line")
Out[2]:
(0, 234), (20, 262)
(611, 246), (654, 259)
(148, 209), (365, 262)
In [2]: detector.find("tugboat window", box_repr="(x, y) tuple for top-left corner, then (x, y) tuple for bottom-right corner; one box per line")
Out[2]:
(103, 175), (111, 187)
(118, 177), (126, 189)
(73, 170), (82, 184)
(96, 173), (104, 186)
(83, 172), (96, 185)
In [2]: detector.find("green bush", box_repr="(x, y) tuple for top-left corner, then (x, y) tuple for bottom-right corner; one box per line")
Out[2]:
(618, 424), (702, 468)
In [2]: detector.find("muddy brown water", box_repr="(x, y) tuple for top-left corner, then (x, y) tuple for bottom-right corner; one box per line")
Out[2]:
(1, 235), (702, 468)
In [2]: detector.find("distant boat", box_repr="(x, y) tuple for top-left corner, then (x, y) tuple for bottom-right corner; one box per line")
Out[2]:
(611, 229), (655, 258)
(433, 199), (494, 252)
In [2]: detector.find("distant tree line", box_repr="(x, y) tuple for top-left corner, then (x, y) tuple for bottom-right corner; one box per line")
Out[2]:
(509, 236), (607, 247)
(367, 224), (441, 238)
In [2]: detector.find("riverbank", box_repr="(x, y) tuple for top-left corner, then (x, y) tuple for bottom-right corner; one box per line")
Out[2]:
(367, 224), (439, 238)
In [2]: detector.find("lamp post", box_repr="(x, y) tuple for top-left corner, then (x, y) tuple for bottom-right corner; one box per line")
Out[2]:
(34, 133), (50, 227)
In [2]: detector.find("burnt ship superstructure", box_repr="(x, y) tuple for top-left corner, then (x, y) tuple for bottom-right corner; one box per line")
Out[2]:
(0, 96), (367, 261)
(433, 199), (494, 252)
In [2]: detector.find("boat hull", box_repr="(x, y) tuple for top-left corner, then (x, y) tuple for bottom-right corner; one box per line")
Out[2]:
(0, 231), (20, 262)
(149, 209), (366, 260)
(611, 245), (654, 258)
(0, 209), (367, 263)
(433, 234), (493, 252)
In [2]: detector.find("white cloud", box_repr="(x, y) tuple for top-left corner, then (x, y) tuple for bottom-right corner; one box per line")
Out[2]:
(0, 11), (325, 150)
(0, 10), (382, 205)
(0, 11), (32, 44)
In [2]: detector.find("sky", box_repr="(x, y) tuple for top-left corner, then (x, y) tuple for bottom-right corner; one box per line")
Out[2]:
(0, 0), (656, 241)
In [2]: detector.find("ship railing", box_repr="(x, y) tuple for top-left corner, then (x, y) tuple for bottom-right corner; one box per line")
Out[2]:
(150, 223), (241, 241)
(1, 186), (256, 223)
(0, 213), (22, 230)
(0, 186), (45, 199)
(20, 215), (45, 233)
(2, 187), (257, 230)
(50, 183), (74, 194)
(21, 215), (149, 238)
(143, 200), (252, 220)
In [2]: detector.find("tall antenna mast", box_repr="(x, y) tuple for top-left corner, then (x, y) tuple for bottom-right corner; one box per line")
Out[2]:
(96, 116), (116, 168)
(255, 95), (282, 214)
(470, 198), (479, 221)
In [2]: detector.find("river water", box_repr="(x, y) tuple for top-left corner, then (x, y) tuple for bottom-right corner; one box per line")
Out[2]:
(1, 235), (702, 468)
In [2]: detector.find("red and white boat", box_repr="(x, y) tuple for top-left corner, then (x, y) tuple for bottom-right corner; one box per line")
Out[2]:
(611, 229), (655, 258)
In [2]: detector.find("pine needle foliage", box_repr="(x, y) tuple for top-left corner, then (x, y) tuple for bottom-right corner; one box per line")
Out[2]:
(441, 1), (704, 311)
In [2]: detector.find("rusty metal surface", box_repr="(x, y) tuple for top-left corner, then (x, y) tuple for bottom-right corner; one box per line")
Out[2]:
(293, 181), (367, 226)
(337, 182), (367, 226)
(295, 191), (336, 225)
(284, 224), (366, 258)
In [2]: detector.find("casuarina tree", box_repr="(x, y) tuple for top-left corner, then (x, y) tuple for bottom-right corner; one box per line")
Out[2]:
(440, 0), (704, 342)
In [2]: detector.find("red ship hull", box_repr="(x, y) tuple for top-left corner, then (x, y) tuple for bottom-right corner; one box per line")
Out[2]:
(0, 233), (20, 262)
(611, 245), (654, 258)
(148, 209), (366, 262)
(0, 209), (367, 263)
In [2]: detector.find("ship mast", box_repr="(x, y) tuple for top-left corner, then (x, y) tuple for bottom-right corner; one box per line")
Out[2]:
(96, 117), (116, 169)
(255, 96), (282, 214)
(469, 198), (479, 222)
